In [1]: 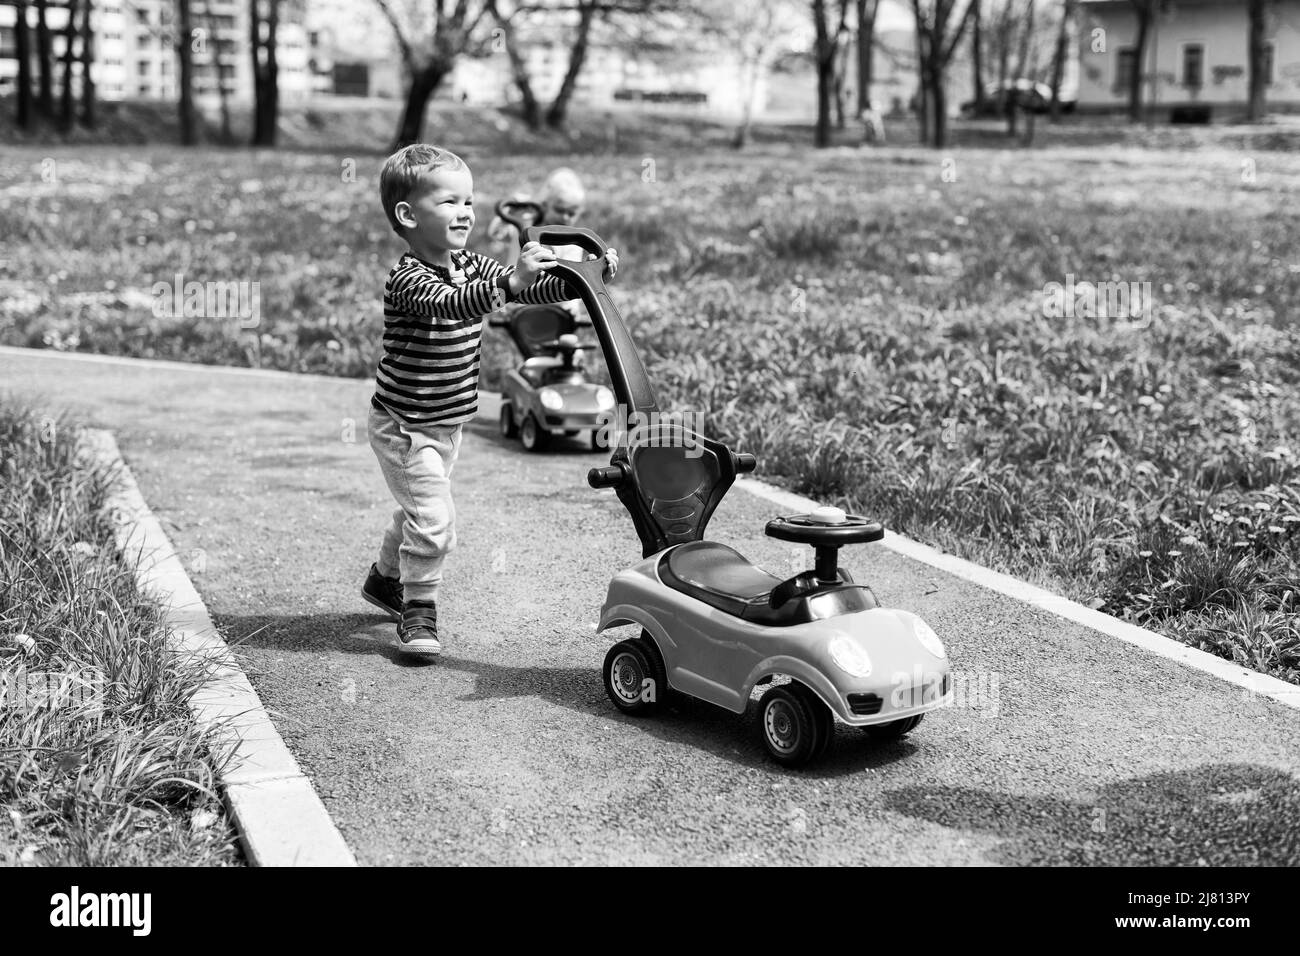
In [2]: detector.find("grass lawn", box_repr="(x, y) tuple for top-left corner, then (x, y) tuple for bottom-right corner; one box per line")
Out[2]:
(0, 400), (241, 866)
(1, 130), (1298, 684)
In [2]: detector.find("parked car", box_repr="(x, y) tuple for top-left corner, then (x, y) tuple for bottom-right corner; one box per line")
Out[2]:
(960, 79), (1077, 117)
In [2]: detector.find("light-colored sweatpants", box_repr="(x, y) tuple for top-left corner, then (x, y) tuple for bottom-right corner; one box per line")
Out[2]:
(368, 403), (463, 605)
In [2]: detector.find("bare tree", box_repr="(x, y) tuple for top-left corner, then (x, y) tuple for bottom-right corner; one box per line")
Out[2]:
(375, 0), (497, 149)
(1247, 0), (1268, 121)
(811, 0), (849, 147)
(486, 0), (542, 128)
(204, 5), (234, 141)
(15, 0), (33, 128)
(911, 0), (977, 147)
(1048, 0), (1074, 120)
(250, 0), (280, 145)
(79, 0), (95, 127)
(546, 0), (602, 128)
(970, 0), (984, 112)
(1006, 0), (1033, 136)
(177, 0), (197, 144)
(35, 0), (53, 116)
(60, 0), (80, 130)
(1126, 0), (1155, 123)
(855, 0), (879, 116)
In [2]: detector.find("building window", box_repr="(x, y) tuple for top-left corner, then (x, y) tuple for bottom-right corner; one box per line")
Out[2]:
(137, 60), (150, 77)
(1262, 42), (1274, 86)
(1116, 48), (1136, 92)
(1182, 43), (1204, 89)
(0, 27), (14, 58)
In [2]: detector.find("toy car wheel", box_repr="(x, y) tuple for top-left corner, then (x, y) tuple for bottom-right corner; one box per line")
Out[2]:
(759, 683), (832, 767)
(520, 413), (548, 452)
(603, 639), (665, 716)
(863, 713), (924, 740)
(499, 402), (518, 439)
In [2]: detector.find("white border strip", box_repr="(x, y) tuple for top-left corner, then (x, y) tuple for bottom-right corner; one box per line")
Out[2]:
(737, 477), (1300, 710)
(83, 429), (357, 866)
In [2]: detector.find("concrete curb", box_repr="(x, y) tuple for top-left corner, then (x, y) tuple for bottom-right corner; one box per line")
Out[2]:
(737, 476), (1300, 711)
(82, 428), (358, 867)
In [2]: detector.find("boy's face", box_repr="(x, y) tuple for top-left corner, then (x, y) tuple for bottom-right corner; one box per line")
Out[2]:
(397, 166), (476, 252)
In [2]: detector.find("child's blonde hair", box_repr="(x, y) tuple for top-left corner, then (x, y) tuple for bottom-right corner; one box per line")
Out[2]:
(542, 167), (585, 205)
(379, 144), (468, 234)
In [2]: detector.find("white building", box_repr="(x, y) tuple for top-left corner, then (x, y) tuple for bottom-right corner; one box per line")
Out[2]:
(1077, 0), (1300, 116)
(0, 0), (325, 105)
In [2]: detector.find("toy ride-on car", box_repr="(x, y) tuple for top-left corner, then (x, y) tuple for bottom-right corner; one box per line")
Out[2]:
(489, 199), (615, 452)
(526, 222), (953, 768)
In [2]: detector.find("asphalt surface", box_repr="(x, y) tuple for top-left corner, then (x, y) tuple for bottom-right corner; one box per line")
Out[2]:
(4, 347), (1300, 865)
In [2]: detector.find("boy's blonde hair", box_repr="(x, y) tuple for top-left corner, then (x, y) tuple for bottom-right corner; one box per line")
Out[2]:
(379, 144), (468, 234)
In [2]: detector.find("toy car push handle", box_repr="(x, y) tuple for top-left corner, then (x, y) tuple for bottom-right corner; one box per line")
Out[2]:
(524, 224), (659, 418)
(588, 463), (627, 489)
(733, 453), (757, 474)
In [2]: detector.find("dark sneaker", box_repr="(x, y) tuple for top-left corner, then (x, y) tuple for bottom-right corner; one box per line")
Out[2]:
(398, 601), (441, 657)
(362, 564), (403, 621)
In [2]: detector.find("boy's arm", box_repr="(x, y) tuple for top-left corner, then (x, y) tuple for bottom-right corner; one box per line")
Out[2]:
(388, 258), (517, 323)
(513, 271), (577, 305)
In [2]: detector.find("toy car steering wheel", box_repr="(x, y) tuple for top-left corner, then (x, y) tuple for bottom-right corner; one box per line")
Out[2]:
(765, 507), (884, 546)
(767, 507), (884, 584)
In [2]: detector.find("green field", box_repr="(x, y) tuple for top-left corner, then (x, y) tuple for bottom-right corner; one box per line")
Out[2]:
(2, 133), (1298, 684)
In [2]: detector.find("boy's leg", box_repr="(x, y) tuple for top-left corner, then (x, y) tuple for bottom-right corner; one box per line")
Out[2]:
(367, 405), (463, 605)
(377, 508), (404, 579)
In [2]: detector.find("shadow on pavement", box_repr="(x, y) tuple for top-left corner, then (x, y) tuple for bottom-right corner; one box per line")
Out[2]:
(885, 763), (1300, 865)
(214, 611), (926, 776)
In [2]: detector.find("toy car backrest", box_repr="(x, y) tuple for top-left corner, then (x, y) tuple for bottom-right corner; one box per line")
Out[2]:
(501, 305), (576, 359)
(603, 422), (755, 558)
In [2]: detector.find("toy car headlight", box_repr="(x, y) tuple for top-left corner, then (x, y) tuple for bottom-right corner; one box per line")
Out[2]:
(913, 619), (947, 659)
(828, 636), (872, 678)
(539, 387), (563, 411)
(595, 386), (615, 410)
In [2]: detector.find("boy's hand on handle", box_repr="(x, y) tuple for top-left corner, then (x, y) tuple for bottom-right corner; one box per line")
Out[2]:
(511, 241), (557, 291)
(584, 247), (618, 280)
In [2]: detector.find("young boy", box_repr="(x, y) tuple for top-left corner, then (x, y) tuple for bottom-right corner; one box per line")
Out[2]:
(362, 144), (617, 656)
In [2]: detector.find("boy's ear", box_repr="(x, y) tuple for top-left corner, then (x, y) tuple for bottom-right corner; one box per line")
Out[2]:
(394, 201), (417, 229)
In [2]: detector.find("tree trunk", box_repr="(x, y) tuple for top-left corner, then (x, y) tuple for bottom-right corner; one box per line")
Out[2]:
(1049, 0), (1074, 121)
(177, 0), (196, 145)
(494, 12), (541, 128)
(971, 0), (984, 112)
(205, 6), (233, 142)
(1008, 0), (1034, 136)
(78, 0), (94, 127)
(60, 0), (79, 130)
(813, 0), (834, 147)
(732, 50), (760, 149)
(35, 0), (53, 116)
(856, 0), (877, 113)
(392, 61), (449, 149)
(930, 62), (947, 147)
(545, 0), (597, 130)
(15, 0), (33, 128)
(1247, 0), (1267, 121)
(1128, 0), (1150, 123)
(251, 0), (279, 145)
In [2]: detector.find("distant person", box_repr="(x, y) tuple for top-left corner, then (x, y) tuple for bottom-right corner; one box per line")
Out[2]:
(488, 167), (588, 270)
(362, 144), (618, 657)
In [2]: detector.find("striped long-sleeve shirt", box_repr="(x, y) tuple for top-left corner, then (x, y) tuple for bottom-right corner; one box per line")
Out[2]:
(372, 249), (574, 426)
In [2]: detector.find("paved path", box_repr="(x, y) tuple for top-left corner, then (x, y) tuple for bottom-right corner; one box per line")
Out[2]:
(4, 347), (1299, 865)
